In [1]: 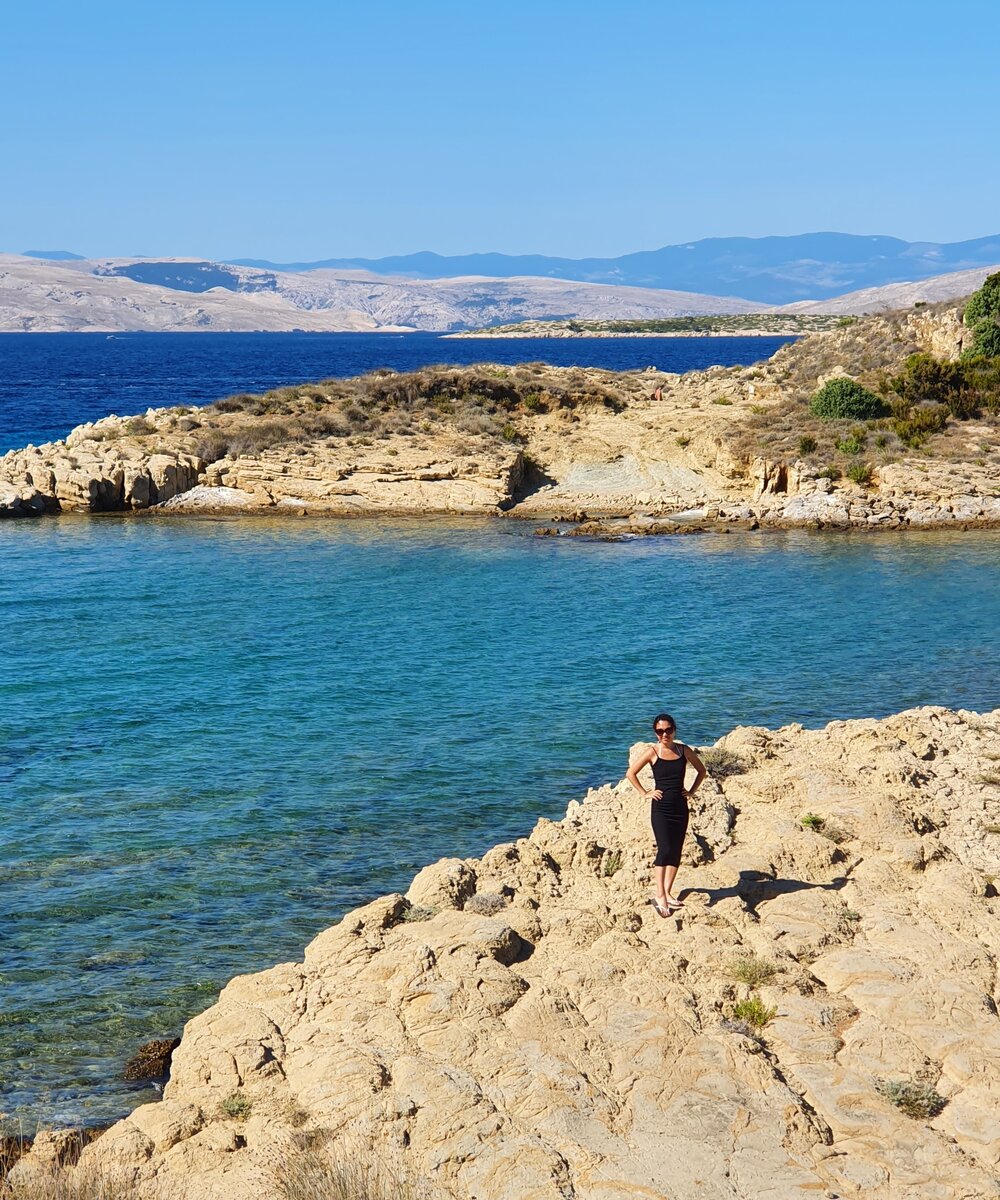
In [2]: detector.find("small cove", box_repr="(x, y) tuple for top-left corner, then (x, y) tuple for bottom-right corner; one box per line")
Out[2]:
(1, 515), (999, 1129)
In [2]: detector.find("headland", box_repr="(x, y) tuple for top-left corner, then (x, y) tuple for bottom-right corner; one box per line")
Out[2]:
(2, 287), (999, 532)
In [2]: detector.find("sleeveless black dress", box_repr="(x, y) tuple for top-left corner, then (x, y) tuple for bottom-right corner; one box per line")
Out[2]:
(650, 746), (688, 868)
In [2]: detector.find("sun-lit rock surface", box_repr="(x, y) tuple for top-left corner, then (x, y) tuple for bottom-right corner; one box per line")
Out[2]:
(14, 706), (999, 1199)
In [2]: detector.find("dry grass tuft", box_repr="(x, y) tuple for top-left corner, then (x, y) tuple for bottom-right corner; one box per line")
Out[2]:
(464, 892), (508, 916)
(273, 1146), (444, 1200)
(726, 954), (778, 987)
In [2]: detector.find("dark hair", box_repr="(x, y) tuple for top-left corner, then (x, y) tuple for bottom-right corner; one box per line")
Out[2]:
(652, 712), (676, 731)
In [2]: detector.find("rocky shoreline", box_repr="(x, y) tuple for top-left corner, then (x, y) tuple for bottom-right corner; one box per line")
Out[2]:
(9, 705), (1000, 1199)
(2, 302), (998, 532)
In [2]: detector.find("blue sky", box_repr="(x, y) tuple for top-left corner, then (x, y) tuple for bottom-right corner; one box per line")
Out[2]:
(2, 0), (998, 260)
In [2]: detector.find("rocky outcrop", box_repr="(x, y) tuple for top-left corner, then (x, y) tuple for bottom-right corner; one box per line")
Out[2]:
(16, 707), (1000, 1199)
(2, 305), (997, 527)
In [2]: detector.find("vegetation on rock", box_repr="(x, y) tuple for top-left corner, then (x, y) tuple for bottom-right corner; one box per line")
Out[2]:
(810, 378), (887, 421)
(873, 1077), (947, 1120)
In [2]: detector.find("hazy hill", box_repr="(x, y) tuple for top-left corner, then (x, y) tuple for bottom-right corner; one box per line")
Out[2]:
(0, 255), (762, 333)
(777, 264), (1000, 314)
(234, 232), (1000, 305)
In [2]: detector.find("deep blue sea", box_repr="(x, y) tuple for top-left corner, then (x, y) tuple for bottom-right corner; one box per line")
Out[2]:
(1, 334), (998, 1134)
(0, 331), (794, 453)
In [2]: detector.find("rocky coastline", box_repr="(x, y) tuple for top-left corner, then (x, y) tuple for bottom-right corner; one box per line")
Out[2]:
(8, 705), (1000, 1199)
(2, 301), (998, 532)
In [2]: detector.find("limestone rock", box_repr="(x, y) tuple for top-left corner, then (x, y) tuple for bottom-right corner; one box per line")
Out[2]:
(38, 706), (998, 1200)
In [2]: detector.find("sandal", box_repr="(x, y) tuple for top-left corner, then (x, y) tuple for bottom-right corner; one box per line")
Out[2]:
(649, 897), (671, 918)
(665, 896), (685, 910)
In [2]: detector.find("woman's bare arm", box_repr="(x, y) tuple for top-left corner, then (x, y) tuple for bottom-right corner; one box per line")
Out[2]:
(682, 744), (707, 798)
(626, 746), (660, 799)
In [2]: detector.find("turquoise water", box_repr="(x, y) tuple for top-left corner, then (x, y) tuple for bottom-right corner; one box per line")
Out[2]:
(2, 516), (999, 1131)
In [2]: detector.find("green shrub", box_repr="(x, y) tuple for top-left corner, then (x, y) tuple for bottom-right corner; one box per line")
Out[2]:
(402, 905), (438, 922)
(874, 1077), (946, 1119)
(835, 434), (865, 455)
(712, 396), (733, 406)
(798, 435), (818, 455)
(602, 850), (623, 877)
(836, 316), (858, 327)
(810, 378), (887, 421)
(220, 1091), (253, 1119)
(963, 271), (1000, 327)
(522, 393), (544, 411)
(800, 812), (825, 831)
(967, 320), (1000, 359)
(500, 423), (519, 442)
(846, 461), (873, 486)
(731, 994), (777, 1030)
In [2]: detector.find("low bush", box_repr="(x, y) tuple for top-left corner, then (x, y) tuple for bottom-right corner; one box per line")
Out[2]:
(220, 1091), (252, 1119)
(810, 378), (887, 421)
(602, 850), (623, 877)
(726, 954), (778, 987)
(800, 812), (825, 831)
(845, 461), (873, 486)
(464, 892), (507, 916)
(195, 432), (231, 462)
(123, 416), (154, 437)
(963, 270), (1000, 327)
(798, 435), (818, 455)
(700, 747), (747, 778)
(874, 1077), (946, 1120)
(402, 905), (438, 923)
(835, 433), (865, 455)
(731, 994), (777, 1030)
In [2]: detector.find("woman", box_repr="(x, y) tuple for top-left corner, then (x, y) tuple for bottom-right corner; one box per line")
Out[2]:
(626, 712), (706, 916)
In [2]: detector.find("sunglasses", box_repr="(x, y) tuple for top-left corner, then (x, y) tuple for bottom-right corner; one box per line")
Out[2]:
(655, 727), (674, 736)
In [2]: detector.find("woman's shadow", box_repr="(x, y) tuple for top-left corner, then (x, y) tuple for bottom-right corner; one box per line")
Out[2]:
(682, 869), (849, 915)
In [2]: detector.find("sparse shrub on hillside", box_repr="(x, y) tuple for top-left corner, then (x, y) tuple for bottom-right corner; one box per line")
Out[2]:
(273, 1146), (439, 1200)
(800, 812), (825, 832)
(124, 416), (155, 436)
(874, 1077), (946, 1120)
(602, 850), (623, 877)
(700, 747), (747, 778)
(835, 433), (866, 455)
(465, 892), (508, 916)
(963, 270), (1000, 327)
(228, 420), (294, 457)
(220, 1091), (253, 1119)
(402, 905), (438, 922)
(726, 955), (778, 987)
(195, 431), (231, 462)
(967, 320), (1000, 360)
(798, 435), (818, 455)
(810, 378), (887, 421)
(731, 995), (777, 1030)
(846, 460), (873, 486)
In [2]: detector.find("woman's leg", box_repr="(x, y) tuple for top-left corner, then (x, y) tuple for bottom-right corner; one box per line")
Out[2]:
(653, 864), (667, 901)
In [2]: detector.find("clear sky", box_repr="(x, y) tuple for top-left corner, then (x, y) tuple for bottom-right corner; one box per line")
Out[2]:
(2, 0), (998, 260)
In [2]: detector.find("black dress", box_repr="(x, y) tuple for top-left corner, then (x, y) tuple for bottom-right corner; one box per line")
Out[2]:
(650, 745), (689, 868)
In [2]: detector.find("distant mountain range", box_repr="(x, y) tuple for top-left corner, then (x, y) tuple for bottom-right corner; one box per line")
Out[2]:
(230, 233), (1000, 305)
(3, 244), (997, 333)
(20, 233), (1000, 306)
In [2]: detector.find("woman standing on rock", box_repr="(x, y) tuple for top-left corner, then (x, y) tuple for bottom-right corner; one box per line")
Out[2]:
(626, 713), (706, 916)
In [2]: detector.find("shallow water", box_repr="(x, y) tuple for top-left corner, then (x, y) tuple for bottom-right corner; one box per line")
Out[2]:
(1, 516), (999, 1129)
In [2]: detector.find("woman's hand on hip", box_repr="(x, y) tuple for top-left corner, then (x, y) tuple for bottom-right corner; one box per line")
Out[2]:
(646, 788), (663, 801)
